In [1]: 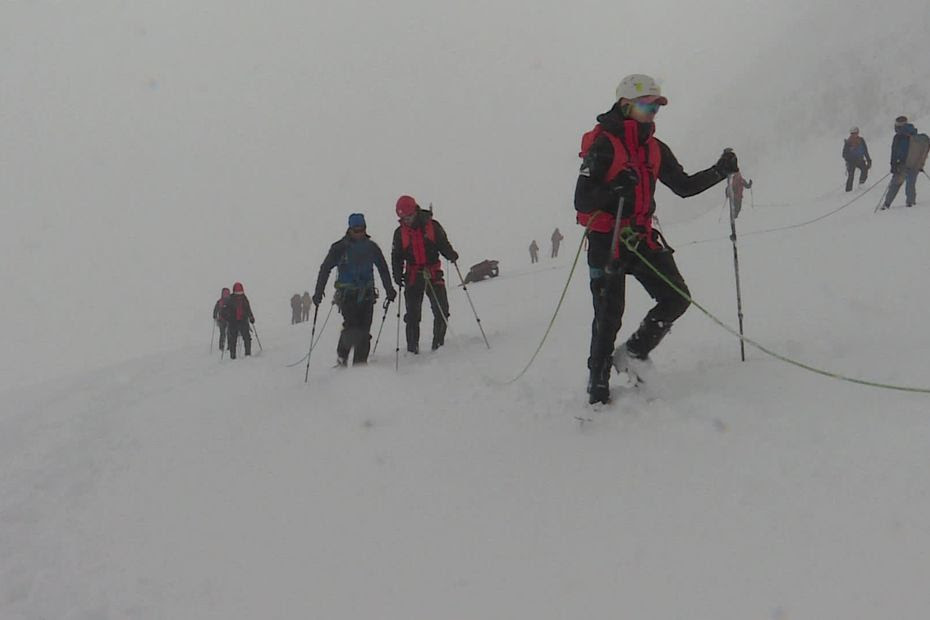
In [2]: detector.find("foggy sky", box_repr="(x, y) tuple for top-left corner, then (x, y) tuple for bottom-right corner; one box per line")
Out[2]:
(2, 0), (928, 387)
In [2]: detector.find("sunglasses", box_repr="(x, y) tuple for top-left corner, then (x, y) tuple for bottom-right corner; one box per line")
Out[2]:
(633, 101), (661, 115)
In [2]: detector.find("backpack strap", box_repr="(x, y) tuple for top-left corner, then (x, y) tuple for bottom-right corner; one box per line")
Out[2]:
(400, 221), (441, 285)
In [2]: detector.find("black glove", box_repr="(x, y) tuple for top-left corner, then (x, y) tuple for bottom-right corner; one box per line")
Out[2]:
(714, 149), (739, 175)
(249, 317), (255, 324)
(448, 251), (459, 263)
(608, 168), (638, 193)
(312, 292), (323, 306)
(386, 288), (397, 302)
(866, 161), (872, 169)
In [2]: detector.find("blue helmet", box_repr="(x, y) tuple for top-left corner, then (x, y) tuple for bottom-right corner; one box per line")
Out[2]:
(348, 213), (366, 229)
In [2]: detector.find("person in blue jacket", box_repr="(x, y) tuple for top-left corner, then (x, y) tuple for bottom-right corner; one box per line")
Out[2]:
(313, 213), (397, 366)
(882, 116), (919, 209)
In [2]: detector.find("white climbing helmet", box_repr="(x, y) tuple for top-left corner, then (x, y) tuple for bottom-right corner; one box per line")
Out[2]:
(615, 74), (668, 105)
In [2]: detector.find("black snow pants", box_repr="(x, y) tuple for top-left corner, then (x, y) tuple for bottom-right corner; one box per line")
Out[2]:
(227, 320), (252, 358)
(403, 275), (450, 352)
(336, 288), (376, 364)
(216, 319), (227, 351)
(586, 230), (691, 374)
(845, 158), (869, 191)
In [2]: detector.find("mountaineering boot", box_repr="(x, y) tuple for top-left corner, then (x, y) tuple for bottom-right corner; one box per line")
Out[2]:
(587, 361), (611, 405)
(432, 317), (447, 351)
(405, 322), (420, 354)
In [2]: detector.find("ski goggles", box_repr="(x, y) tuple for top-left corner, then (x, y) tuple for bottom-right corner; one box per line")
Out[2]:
(632, 100), (661, 115)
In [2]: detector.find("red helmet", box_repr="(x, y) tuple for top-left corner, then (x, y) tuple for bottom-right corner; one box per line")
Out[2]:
(232, 282), (244, 293)
(395, 195), (418, 218)
(221, 287), (231, 298)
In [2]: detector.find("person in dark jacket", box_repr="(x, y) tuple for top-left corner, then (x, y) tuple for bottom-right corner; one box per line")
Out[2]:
(391, 196), (459, 353)
(842, 127), (871, 192)
(574, 73), (737, 404)
(882, 116), (920, 209)
(529, 240), (539, 263)
(221, 281), (255, 359)
(213, 287), (231, 352)
(313, 213), (396, 366)
(550, 228), (564, 258)
(290, 293), (302, 324)
(301, 291), (311, 322)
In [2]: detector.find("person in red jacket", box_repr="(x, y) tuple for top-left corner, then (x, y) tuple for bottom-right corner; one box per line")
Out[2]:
(391, 196), (459, 354)
(221, 281), (255, 359)
(212, 287), (231, 352)
(574, 74), (738, 404)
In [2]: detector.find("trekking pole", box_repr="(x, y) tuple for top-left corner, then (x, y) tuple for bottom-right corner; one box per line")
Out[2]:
(597, 199), (627, 345)
(284, 304), (334, 367)
(727, 174), (746, 362)
(923, 170), (930, 183)
(304, 304), (321, 383)
(750, 185), (755, 209)
(395, 286), (403, 371)
(452, 262), (491, 349)
(874, 180), (893, 213)
(371, 298), (392, 355)
(210, 320), (216, 353)
(251, 324), (263, 353)
(605, 197), (626, 275)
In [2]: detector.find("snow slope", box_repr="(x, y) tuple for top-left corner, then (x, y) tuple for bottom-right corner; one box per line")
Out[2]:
(4, 164), (930, 617)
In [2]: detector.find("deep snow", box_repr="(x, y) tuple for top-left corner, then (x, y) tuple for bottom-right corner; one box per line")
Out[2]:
(4, 172), (930, 617)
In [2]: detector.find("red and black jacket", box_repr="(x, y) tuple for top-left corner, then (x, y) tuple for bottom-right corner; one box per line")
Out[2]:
(574, 103), (724, 254)
(391, 212), (458, 286)
(220, 293), (254, 324)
